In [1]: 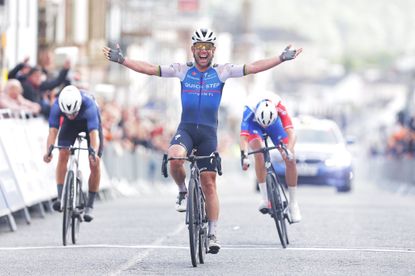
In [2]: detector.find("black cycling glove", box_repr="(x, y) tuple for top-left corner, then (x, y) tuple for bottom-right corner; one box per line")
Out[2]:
(108, 46), (125, 64)
(279, 46), (297, 62)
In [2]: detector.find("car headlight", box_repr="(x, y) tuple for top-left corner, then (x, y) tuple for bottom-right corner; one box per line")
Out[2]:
(324, 153), (352, 167)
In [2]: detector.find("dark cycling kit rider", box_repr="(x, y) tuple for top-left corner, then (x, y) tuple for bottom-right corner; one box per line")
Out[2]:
(43, 85), (103, 222)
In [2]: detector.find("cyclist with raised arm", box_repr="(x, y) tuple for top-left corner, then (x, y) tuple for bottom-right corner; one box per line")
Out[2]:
(43, 85), (103, 222)
(240, 92), (301, 223)
(103, 28), (302, 253)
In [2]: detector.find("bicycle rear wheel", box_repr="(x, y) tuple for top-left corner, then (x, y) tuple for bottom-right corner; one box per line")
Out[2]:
(71, 177), (82, 244)
(266, 173), (288, 248)
(187, 178), (198, 267)
(62, 171), (74, 246)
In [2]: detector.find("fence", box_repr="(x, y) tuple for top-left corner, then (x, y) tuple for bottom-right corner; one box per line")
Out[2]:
(0, 109), (113, 232)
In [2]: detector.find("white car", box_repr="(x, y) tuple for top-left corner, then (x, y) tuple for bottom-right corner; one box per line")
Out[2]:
(272, 116), (354, 192)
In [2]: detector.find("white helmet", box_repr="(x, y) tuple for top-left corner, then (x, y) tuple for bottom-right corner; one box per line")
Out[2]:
(58, 85), (82, 115)
(255, 99), (278, 128)
(191, 28), (216, 45)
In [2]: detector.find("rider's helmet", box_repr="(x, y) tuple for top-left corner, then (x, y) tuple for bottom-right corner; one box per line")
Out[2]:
(191, 28), (216, 46)
(254, 99), (278, 128)
(58, 85), (82, 115)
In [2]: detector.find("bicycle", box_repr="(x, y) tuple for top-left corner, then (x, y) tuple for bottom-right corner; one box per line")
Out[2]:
(248, 134), (293, 248)
(48, 133), (91, 246)
(161, 151), (222, 267)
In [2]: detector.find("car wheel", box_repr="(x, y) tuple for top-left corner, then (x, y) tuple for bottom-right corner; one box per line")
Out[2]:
(336, 181), (351, 193)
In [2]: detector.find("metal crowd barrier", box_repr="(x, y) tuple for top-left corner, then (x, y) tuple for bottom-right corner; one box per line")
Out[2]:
(0, 109), (113, 232)
(365, 155), (415, 192)
(102, 143), (168, 187)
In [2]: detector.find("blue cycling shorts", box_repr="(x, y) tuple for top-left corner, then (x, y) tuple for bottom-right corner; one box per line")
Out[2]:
(170, 123), (218, 172)
(58, 118), (104, 157)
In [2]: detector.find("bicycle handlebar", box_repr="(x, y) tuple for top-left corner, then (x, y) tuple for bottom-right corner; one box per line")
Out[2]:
(162, 152), (222, 178)
(47, 144), (95, 161)
(248, 142), (294, 161)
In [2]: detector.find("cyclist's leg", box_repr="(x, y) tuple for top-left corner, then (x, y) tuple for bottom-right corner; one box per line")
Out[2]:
(168, 124), (193, 211)
(86, 128), (102, 194)
(196, 125), (221, 253)
(84, 127), (103, 222)
(168, 125), (193, 187)
(268, 122), (301, 222)
(54, 122), (77, 211)
(248, 124), (269, 212)
(54, 149), (70, 211)
(200, 171), (220, 253)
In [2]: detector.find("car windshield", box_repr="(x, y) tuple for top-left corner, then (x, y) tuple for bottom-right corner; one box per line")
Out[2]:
(296, 128), (339, 144)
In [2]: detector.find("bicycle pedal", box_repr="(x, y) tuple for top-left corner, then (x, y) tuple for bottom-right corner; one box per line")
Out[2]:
(285, 214), (293, 224)
(72, 211), (82, 219)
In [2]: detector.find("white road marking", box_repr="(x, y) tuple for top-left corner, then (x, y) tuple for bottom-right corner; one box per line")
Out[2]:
(110, 223), (185, 276)
(0, 244), (413, 254)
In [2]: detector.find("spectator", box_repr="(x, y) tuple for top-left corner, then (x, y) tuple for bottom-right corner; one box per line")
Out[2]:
(8, 56), (31, 81)
(19, 60), (71, 118)
(0, 79), (41, 114)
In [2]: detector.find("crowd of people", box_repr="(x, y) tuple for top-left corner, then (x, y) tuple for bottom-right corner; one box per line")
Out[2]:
(385, 111), (415, 158)
(0, 50), (172, 154)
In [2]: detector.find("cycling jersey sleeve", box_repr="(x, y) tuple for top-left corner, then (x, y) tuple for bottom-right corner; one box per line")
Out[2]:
(277, 102), (293, 129)
(48, 100), (62, 129)
(84, 105), (100, 132)
(216, 63), (245, 82)
(159, 63), (188, 81)
(240, 106), (254, 136)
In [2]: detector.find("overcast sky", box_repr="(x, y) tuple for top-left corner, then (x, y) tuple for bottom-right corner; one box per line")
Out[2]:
(207, 0), (415, 59)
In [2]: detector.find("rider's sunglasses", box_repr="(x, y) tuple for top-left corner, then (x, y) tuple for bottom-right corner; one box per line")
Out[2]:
(193, 43), (214, 51)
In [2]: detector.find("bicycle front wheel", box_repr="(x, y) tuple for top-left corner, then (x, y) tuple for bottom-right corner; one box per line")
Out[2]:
(62, 171), (74, 246)
(266, 173), (288, 248)
(187, 178), (199, 267)
(71, 177), (82, 244)
(198, 190), (207, 264)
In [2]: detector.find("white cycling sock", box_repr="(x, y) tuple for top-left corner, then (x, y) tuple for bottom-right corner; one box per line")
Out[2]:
(178, 183), (187, 193)
(208, 220), (217, 236)
(288, 186), (297, 204)
(258, 182), (268, 202)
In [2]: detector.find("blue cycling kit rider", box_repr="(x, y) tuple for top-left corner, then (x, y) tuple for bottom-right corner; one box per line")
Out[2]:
(103, 27), (303, 254)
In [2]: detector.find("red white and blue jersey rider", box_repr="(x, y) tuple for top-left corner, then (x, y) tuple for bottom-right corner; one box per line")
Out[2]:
(240, 92), (293, 146)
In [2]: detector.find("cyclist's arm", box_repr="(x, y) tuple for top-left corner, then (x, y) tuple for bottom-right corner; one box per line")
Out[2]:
(244, 56), (284, 75)
(84, 104), (101, 154)
(277, 101), (293, 130)
(240, 135), (249, 154)
(122, 58), (160, 76)
(240, 106), (253, 154)
(46, 128), (58, 150)
(88, 129), (100, 153)
(44, 127), (58, 162)
(284, 128), (296, 153)
(240, 106), (253, 151)
(244, 45), (302, 75)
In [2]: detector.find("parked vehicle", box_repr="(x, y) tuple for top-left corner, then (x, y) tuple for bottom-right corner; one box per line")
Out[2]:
(272, 116), (354, 192)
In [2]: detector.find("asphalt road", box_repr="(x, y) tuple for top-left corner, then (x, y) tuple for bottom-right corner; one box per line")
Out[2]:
(1, 159), (415, 276)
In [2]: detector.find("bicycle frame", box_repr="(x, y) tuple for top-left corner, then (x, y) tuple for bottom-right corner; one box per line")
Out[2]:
(57, 135), (87, 212)
(49, 134), (89, 245)
(162, 151), (222, 267)
(248, 135), (291, 247)
(248, 136), (290, 214)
